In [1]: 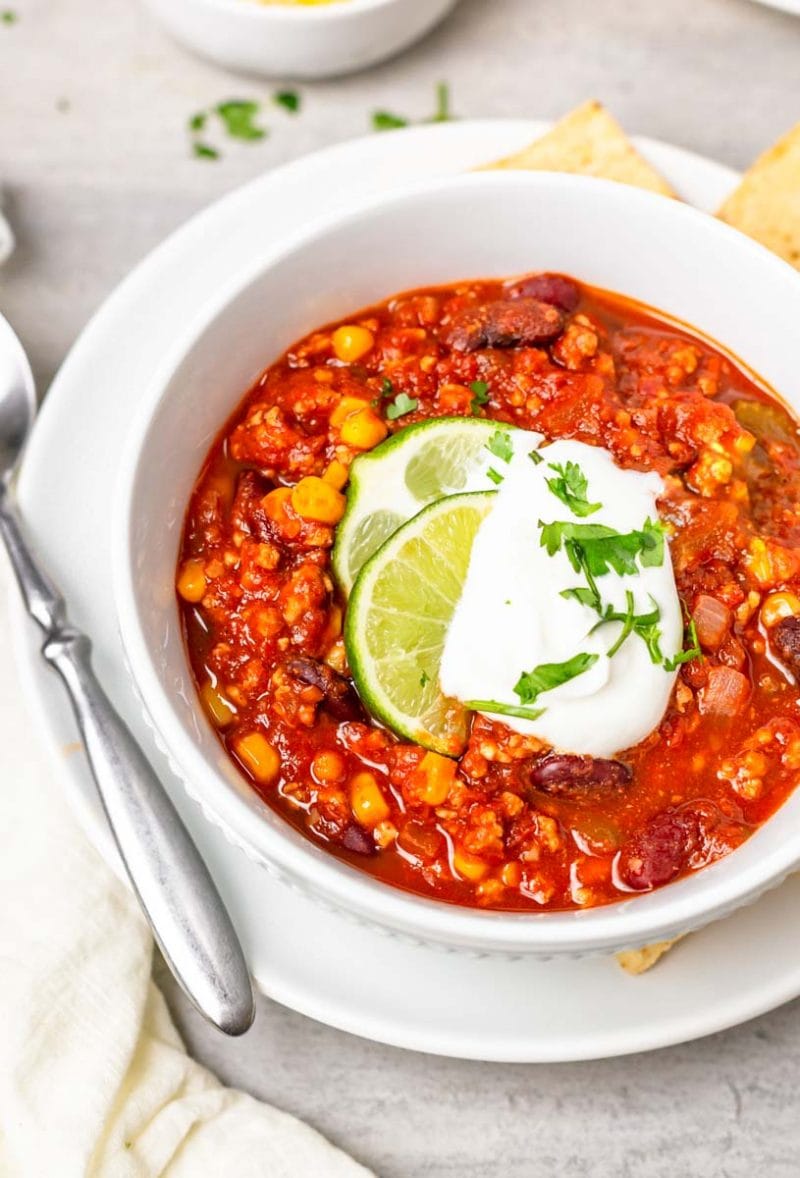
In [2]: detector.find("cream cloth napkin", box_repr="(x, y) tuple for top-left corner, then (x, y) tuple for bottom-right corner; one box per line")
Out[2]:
(0, 556), (373, 1178)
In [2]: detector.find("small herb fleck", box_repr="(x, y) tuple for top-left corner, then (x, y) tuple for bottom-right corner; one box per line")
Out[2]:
(419, 670), (430, 688)
(216, 99), (267, 141)
(1, 10), (17, 23)
(188, 111), (207, 133)
(372, 111), (409, 132)
(486, 467), (504, 486)
(469, 380), (490, 415)
(486, 429), (514, 464)
(464, 699), (545, 722)
(664, 617), (703, 672)
(380, 377), (395, 398)
(193, 142), (220, 160)
(431, 81), (451, 123)
(528, 448), (543, 465)
(386, 392), (419, 420)
(274, 89), (301, 114)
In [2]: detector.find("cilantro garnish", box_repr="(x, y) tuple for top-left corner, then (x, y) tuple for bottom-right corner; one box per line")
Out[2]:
(545, 460), (601, 518)
(419, 670), (430, 688)
(275, 89), (301, 113)
(486, 430), (514, 464)
(193, 142), (220, 160)
(431, 82), (451, 123)
(380, 377), (394, 397)
(216, 100), (267, 141)
(540, 518), (665, 579)
(464, 700), (545, 722)
(514, 652), (599, 708)
(372, 111), (409, 132)
(188, 111), (207, 132)
(386, 392), (419, 420)
(664, 617), (702, 672)
(2, 9), (17, 22)
(469, 380), (490, 415)
(486, 467), (504, 486)
(529, 449), (543, 466)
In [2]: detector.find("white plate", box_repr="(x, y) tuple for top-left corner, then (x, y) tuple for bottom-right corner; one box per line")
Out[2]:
(750, 0), (800, 15)
(14, 119), (800, 1062)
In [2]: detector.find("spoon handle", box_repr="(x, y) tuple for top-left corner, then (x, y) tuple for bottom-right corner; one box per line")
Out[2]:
(0, 496), (255, 1035)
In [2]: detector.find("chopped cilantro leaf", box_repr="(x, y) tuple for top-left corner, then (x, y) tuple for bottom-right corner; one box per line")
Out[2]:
(188, 111), (207, 132)
(386, 392), (419, 420)
(514, 652), (599, 707)
(216, 100), (267, 141)
(486, 467), (504, 485)
(664, 617), (703, 672)
(193, 142), (220, 160)
(469, 380), (490, 415)
(274, 89), (301, 113)
(528, 448), (543, 465)
(380, 377), (394, 398)
(419, 670), (430, 688)
(431, 81), (451, 123)
(539, 518), (666, 578)
(545, 460), (601, 518)
(372, 111), (409, 132)
(464, 700), (545, 722)
(2, 9), (17, 22)
(486, 430), (514, 464)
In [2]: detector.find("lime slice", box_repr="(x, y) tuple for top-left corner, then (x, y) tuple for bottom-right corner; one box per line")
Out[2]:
(345, 491), (496, 756)
(333, 416), (512, 595)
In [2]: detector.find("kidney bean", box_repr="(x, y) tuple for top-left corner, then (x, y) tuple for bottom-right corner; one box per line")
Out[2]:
(286, 657), (360, 720)
(616, 809), (699, 891)
(341, 823), (376, 856)
(444, 297), (565, 352)
(770, 617), (800, 678)
(506, 272), (581, 312)
(525, 754), (632, 799)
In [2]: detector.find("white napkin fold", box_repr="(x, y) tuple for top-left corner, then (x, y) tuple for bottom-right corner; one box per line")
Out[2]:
(0, 557), (373, 1178)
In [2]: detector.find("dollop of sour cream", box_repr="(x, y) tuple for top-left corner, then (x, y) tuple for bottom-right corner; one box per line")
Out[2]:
(439, 432), (684, 758)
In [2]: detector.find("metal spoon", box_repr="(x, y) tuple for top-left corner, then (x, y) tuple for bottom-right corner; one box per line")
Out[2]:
(0, 315), (255, 1035)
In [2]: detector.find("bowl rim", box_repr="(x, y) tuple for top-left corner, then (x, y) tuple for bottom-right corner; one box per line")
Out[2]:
(113, 168), (800, 954)
(178, 0), (419, 22)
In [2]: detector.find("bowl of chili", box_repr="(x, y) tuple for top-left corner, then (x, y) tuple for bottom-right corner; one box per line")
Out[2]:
(113, 171), (800, 957)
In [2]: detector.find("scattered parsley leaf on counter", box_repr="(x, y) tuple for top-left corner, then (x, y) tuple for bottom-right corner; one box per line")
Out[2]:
(486, 429), (514, 464)
(274, 89), (301, 113)
(188, 111), (207, 133)
(386, 392), (419, 420)
(514, 652), (599, 708)
(545, 460), (601, 517)
(193, 142), (220, 160)
(469, 380), (490, 415)
(1, 10), (17, 23)
(371, 82), (454, 134)
(464, 700), (545, 722)
(486, 467), (504, 486)
(372, 111), (409, 132)
(216, 100), (267, 141)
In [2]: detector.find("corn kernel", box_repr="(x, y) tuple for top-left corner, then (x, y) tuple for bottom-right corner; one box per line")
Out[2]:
(340, 407), (388, 450)
(414, 751), (456, 806)
(322, 459), (349, 490)
(291, 476), (346, 525)
(332, 324), (374, 363)
(200, 681), (236, 728)
(452, 847), (489, 883)
(234, 731), (281, 785)
(350, 771), (390, 828)
(760, 591), (800, 629)
(330, 396), (370, 428)
(312, 750), (346, 783)
(262, 487), (300, 538)
(177, 559), (207, 603)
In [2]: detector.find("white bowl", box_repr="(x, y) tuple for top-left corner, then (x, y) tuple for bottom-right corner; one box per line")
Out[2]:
(114, 170), (800, 957)
(141, 0), (460, 79)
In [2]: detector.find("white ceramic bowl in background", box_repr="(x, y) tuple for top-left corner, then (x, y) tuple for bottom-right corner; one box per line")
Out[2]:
(141, 0), (460, 79)
(114, 170), (800, 957)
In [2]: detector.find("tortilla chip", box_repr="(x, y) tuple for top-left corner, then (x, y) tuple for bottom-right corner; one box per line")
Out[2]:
(484, 100), (674, 196)
(717, 121), (800, 269)
(616, 937), (683, 975)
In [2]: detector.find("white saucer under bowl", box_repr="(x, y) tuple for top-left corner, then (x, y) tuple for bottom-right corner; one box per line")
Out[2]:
(14, 120), (800, 1061)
